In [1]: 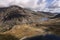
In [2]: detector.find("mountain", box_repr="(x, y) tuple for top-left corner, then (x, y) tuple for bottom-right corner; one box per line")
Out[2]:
(0, 5), (50, 32)
(50, 14), (60, 19)
(0, 5), (60, 40)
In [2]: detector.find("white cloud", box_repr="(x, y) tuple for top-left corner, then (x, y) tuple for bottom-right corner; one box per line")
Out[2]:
(47, 0), (60, 13)
(0, 0), (14, 7)
(0, 0), (47, 10)
(0, 0), (60, 13)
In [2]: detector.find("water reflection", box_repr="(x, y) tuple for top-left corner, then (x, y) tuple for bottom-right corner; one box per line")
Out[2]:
(40, 17), (49, 21)
(36, 17), (49, 23)
(23, 34), (60, 40)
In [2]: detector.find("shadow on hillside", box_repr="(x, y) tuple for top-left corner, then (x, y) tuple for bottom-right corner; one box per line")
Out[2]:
(3, 11), (26, 22)
(0, 34), (19, 40)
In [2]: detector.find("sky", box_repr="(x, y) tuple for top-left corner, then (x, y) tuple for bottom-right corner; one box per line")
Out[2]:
(0, 0), (60, 13)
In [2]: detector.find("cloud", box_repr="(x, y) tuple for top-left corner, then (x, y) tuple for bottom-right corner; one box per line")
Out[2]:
(47, 0), (60, 13)
(0, 0), (60, 13)
(0, 0), (14, 7)
(0, 0), (47, 11)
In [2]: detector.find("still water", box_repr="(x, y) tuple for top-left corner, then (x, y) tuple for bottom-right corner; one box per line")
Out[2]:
(24, 34), (60, 40)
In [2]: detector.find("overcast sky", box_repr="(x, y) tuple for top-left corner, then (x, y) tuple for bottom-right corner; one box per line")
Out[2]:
(0, 0), (60, 13)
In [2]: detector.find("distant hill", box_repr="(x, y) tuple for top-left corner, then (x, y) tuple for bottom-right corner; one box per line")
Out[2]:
(50, 14), (60, 19)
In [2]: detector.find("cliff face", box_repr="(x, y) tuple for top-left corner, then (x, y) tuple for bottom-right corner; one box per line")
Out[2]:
(0, 5), (60, 40)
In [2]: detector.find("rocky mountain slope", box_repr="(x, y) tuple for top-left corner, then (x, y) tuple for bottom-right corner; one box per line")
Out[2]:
(0, 5), (60, 40)
(0, 5), (50, 32)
